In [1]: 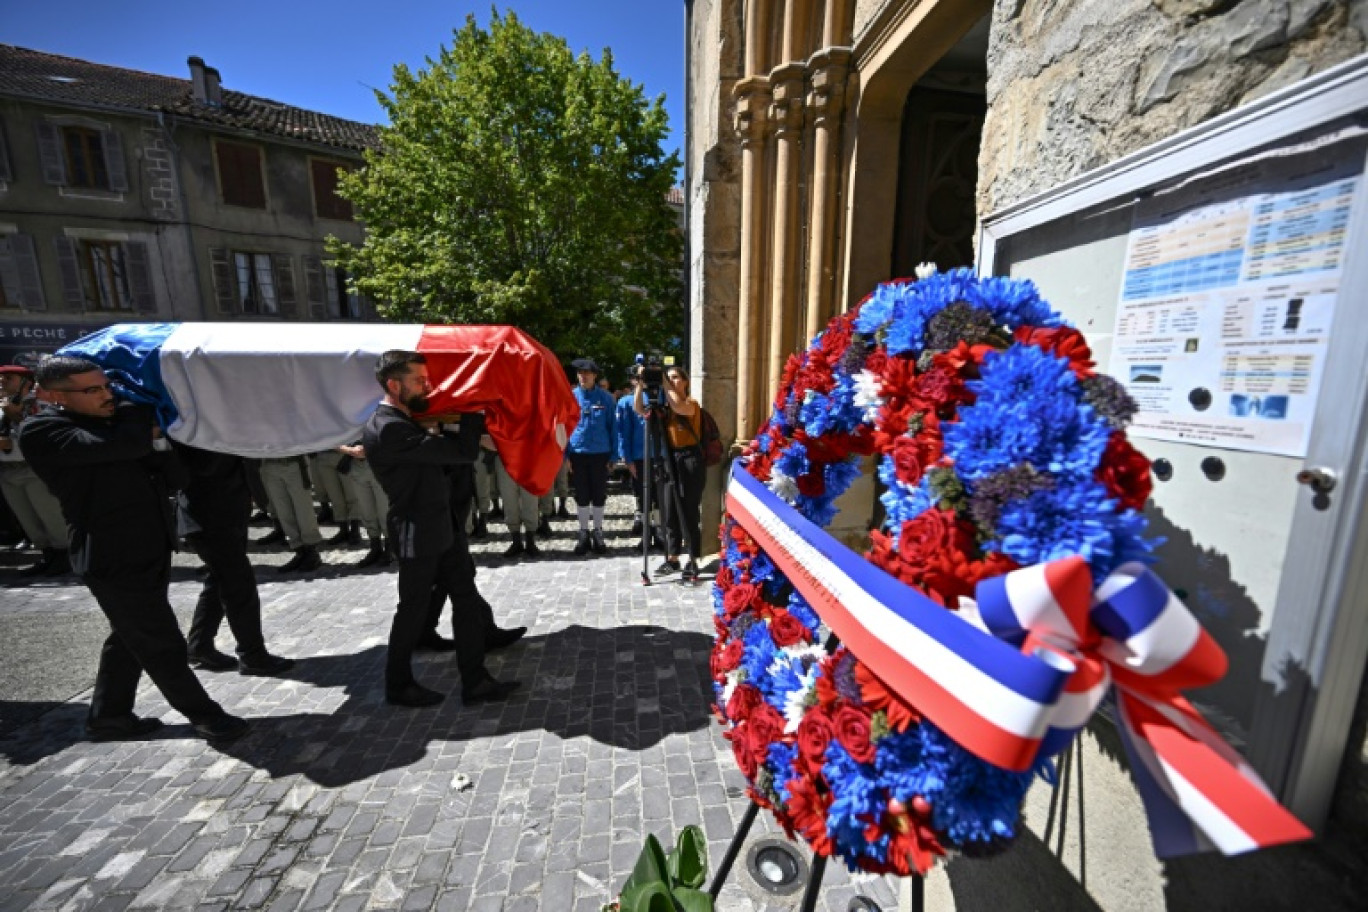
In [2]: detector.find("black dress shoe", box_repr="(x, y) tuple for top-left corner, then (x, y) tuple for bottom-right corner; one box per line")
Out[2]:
(188, 649), (239, 672)
(501, 538), (526, 559)
(462, 675), (521, 705)
(325, 525), (352, 546)
(354, 544), (388, 569)
(485, 625), (527, 650)
(590, 530), (607, 554)
(415, 634), (458, 652)
(86, 715), (164, 741)
(535, 517), (552, 538)
(238, 653), (295, 676)
(192, 714), (250, 742)
(257, 528), (287, 547)
(278, 545), (322, 574)
(572, 532), (590, 556)
(523, 532), (541, 556)
(387, 683), (444, 707)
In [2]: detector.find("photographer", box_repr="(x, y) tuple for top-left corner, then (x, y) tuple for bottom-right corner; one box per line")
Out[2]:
(615, 367), (647, 540)
(0, 364), (69, 576)
(634, 365), (705, 582)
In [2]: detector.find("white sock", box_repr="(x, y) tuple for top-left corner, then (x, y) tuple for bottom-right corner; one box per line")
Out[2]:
(577, 505), (591, 532)
(592, 505), (605, 531)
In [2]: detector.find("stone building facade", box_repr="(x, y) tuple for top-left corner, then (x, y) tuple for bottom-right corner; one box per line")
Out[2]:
(686, 1), (1368, 908)
(0, 45), (379, 366)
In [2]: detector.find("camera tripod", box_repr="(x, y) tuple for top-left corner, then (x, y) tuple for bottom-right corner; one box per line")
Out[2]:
(638, 392), (692, 586)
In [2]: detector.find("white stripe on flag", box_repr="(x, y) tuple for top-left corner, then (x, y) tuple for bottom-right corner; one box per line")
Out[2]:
(1004, 563), (1079, 641)
(730, 480), (1053, 742)
(160, 323), (425, 457)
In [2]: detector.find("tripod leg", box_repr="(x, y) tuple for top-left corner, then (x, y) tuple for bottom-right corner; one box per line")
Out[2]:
(796, 852), (827, 912)
(707, 800), (760, 899)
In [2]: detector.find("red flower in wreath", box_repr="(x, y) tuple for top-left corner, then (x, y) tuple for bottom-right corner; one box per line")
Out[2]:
(833, 705), (877, 764)
(770, 610), (812, 647)
(1014, 325), (1095, 378)
(1097, 432), (1153, 511)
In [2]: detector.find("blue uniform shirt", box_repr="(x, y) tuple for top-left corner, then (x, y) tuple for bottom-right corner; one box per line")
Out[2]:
(615, 393), (645, 462)
(568, 386), (615, 455)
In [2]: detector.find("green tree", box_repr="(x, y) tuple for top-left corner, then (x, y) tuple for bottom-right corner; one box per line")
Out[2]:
(329, 10), (683, 380)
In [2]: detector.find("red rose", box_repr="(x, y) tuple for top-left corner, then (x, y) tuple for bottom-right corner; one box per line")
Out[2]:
(728, 728), (758, 779)
(715, 564), (734, 588)
(891, 436), (924, 486)
(898, 508), (968, 568)
(727, 683), (763, 722)
(747, 703), (786, 760)
(863, 348), (889, 377)
(770, 610), (810, 647)
(722, 582), (759, 619)
(1096, 432), (1152, 511)
(796, 708), (835, 763)
(712, 640), (744, 680)
(833, 705), (877, 764)
(915, 366), (968, 412)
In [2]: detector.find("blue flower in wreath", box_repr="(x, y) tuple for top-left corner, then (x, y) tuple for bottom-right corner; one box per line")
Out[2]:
(963, 274), (1061, 330)
(945, 345), (1110, 484)
(768, 741), (801, 804)
(992, 480), (1153, 580)
(824, 741), (891, 867)
(914, 724), (1033, 849)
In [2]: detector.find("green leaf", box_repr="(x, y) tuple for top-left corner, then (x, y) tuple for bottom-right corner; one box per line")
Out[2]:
(622, 833), (669, 895)
(670, 886), (715, 912)
(669, 825), (708, 890)
(619, 882), (676, 912)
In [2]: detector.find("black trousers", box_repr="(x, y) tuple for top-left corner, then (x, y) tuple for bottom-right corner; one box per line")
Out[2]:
(392, 546), (489, 691)
(658, 447), (705, 559)
(568, 452), (610, 507)
(186, 528), (266, 658)
(426, 528), (495, 637)
(85, 554), (224, 724)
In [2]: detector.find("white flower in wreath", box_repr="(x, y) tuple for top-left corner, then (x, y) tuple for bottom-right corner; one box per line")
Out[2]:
(853, 368), (884, 422)
(767, 467), (799, 503)
(721, 669), (743, 709)
(782, 663), (820, 734)
(915, 262), (938, 280)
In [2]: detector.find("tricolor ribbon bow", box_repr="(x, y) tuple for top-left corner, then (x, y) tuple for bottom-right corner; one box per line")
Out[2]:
(724, 463), (1310, 859)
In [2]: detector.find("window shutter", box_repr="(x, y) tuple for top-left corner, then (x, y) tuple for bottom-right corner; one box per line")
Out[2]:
(102, 129), (128, 193)
(273, 254), (297, 318)
(54, 236), (85, 310)
(209, 247), (236, 314)
(36, 122), (66, 185)
(124, 241), (156, 313)
(0, 120), (12, 182)
(303, 255), (327, 319)
(9, 234), (46, 310)
(0, 237), (18, 304)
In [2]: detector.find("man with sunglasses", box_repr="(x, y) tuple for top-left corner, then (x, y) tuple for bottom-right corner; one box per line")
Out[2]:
(19, 356), (248, 743)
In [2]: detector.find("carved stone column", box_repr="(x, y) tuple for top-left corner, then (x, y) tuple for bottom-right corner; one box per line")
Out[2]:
(765, 62), (807, 409)
(732, 76), (772, 445)
(803, 47), (852, 342)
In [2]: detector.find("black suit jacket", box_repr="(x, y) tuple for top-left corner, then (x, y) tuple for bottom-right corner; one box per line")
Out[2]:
(19, 402), (184, 577)
(362, 404), (482, 559)
(173, 442), (252, 538)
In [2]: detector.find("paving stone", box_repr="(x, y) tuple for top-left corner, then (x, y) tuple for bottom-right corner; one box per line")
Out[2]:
(0, 493), (906, 911)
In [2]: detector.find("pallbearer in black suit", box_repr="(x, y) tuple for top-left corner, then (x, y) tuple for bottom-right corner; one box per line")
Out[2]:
(175, 442), (296, 676)
(362, 350), (521, 708)
(20, 356), (248, 743)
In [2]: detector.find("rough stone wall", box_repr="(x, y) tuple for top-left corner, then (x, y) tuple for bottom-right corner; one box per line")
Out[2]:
(853, 0), (897, 41)
(689, 0), (745, 542)
(978, 0), (1368, 214)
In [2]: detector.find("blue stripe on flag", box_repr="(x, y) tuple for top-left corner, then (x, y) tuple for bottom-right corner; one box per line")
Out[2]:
(58, 323), (181, 428)
(732, 465), (1067, 706)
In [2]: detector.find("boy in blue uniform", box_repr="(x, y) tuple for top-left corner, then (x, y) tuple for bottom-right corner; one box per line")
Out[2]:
(567, 358), (615, 555)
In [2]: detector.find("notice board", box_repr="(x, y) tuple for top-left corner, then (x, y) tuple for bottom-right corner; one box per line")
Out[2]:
(978, 56), (1368, 830)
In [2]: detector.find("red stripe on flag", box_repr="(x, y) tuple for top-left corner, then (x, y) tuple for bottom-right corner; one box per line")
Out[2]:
(727, 490), (1042, 772)
(1043, 557), (1093, 639)
(1121, 695), (1311, 850)
(416, 325), (578, 495)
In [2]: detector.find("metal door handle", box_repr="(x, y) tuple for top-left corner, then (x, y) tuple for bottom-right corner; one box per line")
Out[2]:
(1296, 467), (1337, 494)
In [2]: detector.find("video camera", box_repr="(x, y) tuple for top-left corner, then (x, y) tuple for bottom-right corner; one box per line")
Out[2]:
(634, 353), (671, 405)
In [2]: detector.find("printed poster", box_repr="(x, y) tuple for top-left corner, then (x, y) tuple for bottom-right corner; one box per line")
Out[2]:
(1108, 133), (1365, 457)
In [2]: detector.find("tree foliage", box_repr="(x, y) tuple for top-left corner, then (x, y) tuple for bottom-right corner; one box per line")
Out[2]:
(329, 10), (683, 379)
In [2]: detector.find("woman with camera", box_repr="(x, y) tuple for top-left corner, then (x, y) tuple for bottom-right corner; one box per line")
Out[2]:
(634, 365), (705, 582)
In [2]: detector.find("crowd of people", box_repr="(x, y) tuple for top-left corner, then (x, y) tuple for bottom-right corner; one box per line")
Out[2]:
(0, 349), (714, 740)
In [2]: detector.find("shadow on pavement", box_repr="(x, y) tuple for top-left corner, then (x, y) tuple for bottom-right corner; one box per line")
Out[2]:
(1, 624), (716, 785)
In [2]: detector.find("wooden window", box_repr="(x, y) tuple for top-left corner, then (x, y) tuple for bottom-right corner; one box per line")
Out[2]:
(77, 240), (131, 311)
(63, 127), (109, 190)
(231, 252), (278, 314)
(311, 159), (353, 221)
(323, 264), (360, 318)
(215, 140), (266, 209)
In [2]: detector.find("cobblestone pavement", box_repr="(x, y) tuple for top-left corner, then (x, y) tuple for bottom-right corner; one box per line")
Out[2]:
(0, 494), (900, 911)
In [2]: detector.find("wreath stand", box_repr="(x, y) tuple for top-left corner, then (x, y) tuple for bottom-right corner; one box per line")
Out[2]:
(705, 799), (925, 912)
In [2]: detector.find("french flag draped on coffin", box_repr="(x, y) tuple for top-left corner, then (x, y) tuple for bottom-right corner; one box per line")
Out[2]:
(57, 322), (578, 496)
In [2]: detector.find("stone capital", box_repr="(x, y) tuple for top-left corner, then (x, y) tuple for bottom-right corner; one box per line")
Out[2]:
(767, 63), (807, 137)
(806, 47), (853, 125)
(732, 76), (773, 147)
